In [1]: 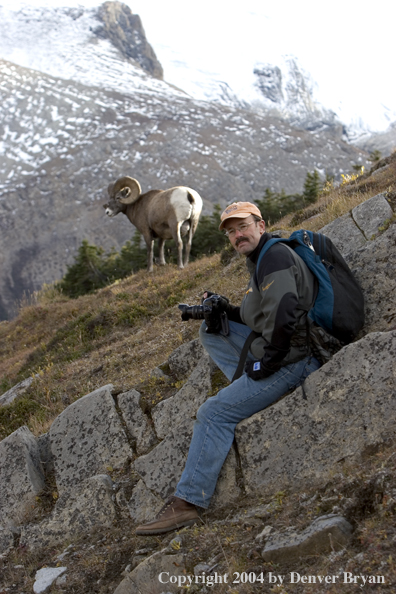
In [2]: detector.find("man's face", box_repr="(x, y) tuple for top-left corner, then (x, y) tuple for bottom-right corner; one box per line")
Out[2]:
(224, 215), (265, 255)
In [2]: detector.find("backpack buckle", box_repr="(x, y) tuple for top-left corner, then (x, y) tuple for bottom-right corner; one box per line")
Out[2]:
(303, 231), (315, 252)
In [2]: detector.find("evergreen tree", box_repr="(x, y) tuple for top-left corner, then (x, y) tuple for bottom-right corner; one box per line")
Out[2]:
(255, 188), (304, 225)
(302, 169), (322, 205)
(103, 232), (147, 278)
(60, 240), (109, 298)
(189, 204), (228, 259)
(255, 189), (284, 224)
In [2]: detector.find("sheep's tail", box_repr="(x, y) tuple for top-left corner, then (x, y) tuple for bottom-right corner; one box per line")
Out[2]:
(186, 189), (203, 235)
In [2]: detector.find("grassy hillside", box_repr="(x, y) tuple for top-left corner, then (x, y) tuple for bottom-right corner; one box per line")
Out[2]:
(1, 153), (395, 440)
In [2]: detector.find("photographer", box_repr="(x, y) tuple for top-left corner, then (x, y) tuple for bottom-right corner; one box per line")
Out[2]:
(136, 202), (321, 535)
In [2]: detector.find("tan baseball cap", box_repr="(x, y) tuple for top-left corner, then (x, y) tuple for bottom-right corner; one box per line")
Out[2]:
(219, 202), (262, 230)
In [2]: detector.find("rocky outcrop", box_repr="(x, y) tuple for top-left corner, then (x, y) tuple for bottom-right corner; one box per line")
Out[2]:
(95, 2), (163, 79)
(49, 384), (133, 494)
(0, 194), (395, 594)
(354, 121), (396, 161)
(0, 426), (45, 528)
(21, 474), (116, 550)
(253, 56), (339, 130)
(117, 389), (158, 455)
(236, 330), (396, 495)
(0, 375), (37, 407)
(348, 226), (396, 334)
(261, 514), (353, 562)
(151, 352), (211, 439)
(167, 338), (206, 379)
(319, 192), (393, 255)
(114, 548), (185, 594)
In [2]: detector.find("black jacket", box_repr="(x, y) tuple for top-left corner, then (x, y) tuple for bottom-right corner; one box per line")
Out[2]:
(230, 233), (316, 368)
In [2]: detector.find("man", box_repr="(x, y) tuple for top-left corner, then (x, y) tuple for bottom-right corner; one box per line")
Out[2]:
(136, 202), (321, 535)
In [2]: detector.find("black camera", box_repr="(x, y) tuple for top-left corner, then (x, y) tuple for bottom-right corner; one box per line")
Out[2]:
(178, 294), (229, 334)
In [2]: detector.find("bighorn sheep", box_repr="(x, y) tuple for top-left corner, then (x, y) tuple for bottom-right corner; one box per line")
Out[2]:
(104, 177), (203, 272)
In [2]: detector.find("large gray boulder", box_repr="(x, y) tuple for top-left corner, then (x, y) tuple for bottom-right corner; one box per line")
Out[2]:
(351, 192), (393, 240)
(318, 192), (393, 256)
(113, 550), (185, 594)
(236, 330), (396, 496)
(346, 223), (396, 334)
(0, 425), (45, 527)
(319, 212), (367, 256)
(133, 418), (194, 501)
(21, 474), (116, 550)
(126, 479), (163, 524)
(117, 389), (158, 455)
(151, 353), (212, 439)
(0, 525), (15, 556)
(133, 418), (240, 512)
(167, 338), (205, 379)
(49, 384), (133, 494)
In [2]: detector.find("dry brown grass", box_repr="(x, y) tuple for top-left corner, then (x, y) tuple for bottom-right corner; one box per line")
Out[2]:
(277, 151), (396, 233)
(0, 253), (250, 439)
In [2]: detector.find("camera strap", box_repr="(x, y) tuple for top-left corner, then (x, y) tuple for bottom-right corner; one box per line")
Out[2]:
(231, 330), (260, 382)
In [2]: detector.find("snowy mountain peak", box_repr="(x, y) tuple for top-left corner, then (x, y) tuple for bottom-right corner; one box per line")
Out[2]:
(0, 3), (178, 99)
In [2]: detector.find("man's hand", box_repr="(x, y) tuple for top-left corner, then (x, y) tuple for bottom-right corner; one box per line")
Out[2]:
(199, 292), (230, 334)
(244, 359), (280, 380)
(202, 291), (230, 312)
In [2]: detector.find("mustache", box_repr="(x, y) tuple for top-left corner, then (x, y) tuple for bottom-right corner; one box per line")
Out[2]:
(235, 236), (249, 246)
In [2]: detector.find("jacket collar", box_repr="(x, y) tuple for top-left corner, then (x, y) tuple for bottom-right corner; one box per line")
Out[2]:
(247, 232), (271, 266)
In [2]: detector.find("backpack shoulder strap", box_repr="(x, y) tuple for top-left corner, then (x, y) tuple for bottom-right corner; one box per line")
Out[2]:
(254, 236), (291, 288)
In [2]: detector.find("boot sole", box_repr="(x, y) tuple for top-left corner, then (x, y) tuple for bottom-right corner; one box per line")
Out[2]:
(136, 517), (200, 535)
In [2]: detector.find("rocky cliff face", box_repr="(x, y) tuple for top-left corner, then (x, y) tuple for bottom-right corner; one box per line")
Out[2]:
(0, 192), (395, 593)
(353, 121), (396, 158)
(95, 1), (163, 79)
(253, 56), (339, 131)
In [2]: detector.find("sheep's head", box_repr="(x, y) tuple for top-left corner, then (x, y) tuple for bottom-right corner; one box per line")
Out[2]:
(103, 177), (142, 217)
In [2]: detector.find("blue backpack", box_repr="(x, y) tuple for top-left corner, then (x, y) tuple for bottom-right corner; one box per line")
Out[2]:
(255, 230), (365, 344)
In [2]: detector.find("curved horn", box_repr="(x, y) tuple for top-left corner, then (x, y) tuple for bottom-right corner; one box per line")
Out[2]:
(116, 177), (141, 205)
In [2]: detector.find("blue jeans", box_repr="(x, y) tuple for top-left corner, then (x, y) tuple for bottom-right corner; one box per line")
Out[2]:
(174, 321), (321, 509)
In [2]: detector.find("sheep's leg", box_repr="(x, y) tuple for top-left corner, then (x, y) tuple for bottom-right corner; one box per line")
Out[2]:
(158, 238), (166, 266)
(145, 238), (155, 273)
(175, 222), (184, 269)
(184, 222), (193, 267)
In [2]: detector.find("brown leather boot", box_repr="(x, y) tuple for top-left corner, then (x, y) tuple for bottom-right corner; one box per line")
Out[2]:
(135, 496), (200, 535)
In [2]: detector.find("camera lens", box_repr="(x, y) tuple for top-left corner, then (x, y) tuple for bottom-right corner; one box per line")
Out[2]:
(178, 304), (204, 320)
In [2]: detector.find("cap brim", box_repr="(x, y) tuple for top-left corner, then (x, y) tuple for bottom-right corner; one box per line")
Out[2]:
(219, 211), (252, 230)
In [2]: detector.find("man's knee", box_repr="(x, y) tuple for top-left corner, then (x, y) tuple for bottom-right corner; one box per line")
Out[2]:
(196, 395), (219, 424)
